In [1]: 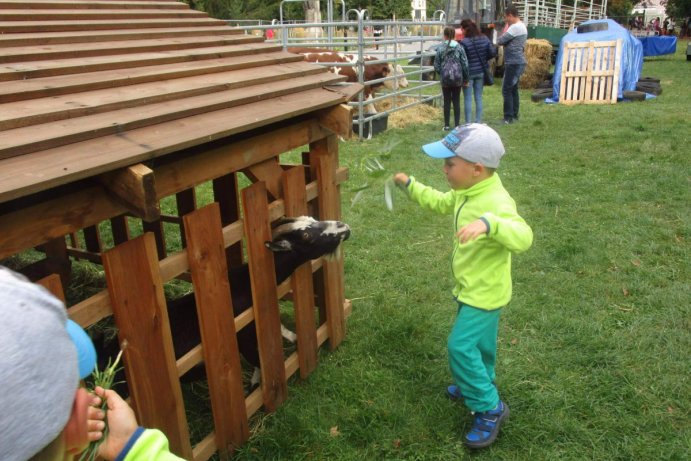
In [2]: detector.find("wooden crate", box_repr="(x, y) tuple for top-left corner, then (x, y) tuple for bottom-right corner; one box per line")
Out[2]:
(559, 39), (623, 105)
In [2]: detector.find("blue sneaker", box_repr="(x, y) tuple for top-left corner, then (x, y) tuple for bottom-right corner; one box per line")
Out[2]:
(464, 400), (509, 449)
(446, 384), (463, 400)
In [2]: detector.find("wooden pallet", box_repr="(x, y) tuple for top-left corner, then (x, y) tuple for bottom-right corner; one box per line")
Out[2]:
(559, 39), (622, 105)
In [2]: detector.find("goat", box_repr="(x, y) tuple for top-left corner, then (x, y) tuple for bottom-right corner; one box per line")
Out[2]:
(96, 216), (350, 392)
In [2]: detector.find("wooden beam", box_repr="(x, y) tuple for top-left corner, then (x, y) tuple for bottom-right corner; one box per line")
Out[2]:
(317, 103), (353, 139)
(98, 163), (160, 222)
(243, 157), (284, 200)
(36, 273), (65, 303)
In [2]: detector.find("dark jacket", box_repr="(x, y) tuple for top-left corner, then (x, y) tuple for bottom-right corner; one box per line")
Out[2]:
(461, 35), (497, 77)
(434, 40), (470, 87)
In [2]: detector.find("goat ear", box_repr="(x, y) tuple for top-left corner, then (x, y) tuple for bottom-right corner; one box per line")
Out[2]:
(265, 240), (292, 252)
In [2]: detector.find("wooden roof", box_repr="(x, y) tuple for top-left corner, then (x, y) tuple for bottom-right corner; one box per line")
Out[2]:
(0, 0), (359, 205)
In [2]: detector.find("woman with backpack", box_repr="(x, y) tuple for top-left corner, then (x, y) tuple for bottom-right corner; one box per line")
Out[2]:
(435, 26), (470, 130)
(460, 19), (497, 124)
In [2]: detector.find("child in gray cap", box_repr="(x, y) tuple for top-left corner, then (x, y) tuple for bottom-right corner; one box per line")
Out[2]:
(0, 267), (183, 460)
(394, 123), (533, 449)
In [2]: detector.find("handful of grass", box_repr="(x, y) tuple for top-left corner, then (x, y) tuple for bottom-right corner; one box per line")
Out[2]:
(79, 348), (124, 461)
(384, 177), (395, 211)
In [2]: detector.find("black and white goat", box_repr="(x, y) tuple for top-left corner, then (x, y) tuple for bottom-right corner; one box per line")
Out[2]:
(98, 216), (350, 391)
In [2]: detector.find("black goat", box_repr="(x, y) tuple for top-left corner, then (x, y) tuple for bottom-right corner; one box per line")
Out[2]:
(98, 216), (350, 390)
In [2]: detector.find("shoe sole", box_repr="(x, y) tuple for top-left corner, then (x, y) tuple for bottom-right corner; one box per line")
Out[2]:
(464, 402), (510, 449)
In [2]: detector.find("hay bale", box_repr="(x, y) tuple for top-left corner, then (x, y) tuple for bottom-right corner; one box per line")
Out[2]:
(520, 39), (553, 89)
(373, 96), (439, 128)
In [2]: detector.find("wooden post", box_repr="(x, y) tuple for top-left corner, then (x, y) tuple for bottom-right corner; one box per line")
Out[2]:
(40, 236), (71, 287)
(309, 135), (345, 350)
(282, 166), (319, 378)
(110, 215), (131, 245)
(175, 188), (196, 248)
(83, 225), (102, 254)
(241, 181), (287, 412)
(102, 233), (192, 459)
(213, 173), (243, 267)
(183, 203), (249, 457)
(142, 217), (167, 259)
(36, 273), (65, 303)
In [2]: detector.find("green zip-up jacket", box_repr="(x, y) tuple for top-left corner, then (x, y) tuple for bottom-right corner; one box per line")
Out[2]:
(406, 173), (532, 310)
(115, 427), (184, 461)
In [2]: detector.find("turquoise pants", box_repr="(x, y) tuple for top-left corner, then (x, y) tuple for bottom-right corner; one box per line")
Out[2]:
(448, 303), (502, 412)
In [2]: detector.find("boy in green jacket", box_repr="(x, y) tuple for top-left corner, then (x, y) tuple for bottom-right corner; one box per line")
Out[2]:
(394, 123), (533, 449)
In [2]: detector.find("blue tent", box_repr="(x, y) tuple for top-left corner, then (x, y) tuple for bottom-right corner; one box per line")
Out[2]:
(551, 19), (643, 102)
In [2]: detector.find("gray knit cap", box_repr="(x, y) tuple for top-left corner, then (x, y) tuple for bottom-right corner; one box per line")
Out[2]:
(0, 267), (96, 461)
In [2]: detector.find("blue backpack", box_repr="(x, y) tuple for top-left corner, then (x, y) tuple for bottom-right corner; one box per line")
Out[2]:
(441, 46), (464, 87)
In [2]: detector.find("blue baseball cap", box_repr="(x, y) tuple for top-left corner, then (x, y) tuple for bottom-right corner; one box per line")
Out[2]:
(422, 123), (505, 168)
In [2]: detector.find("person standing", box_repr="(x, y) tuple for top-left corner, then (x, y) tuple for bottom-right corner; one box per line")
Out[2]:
(497, 6), (527, 124)
(460, 19), (497, 124)
(393, 124), (533, 449)
(435, 26), (470, 130)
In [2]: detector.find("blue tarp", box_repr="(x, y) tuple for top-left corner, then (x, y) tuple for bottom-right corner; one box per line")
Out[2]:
(551, 19), (643, 102)
(638, 36), (677, 56)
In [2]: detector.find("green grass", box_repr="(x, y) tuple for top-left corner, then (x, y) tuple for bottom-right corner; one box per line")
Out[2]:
(229, 47), (690, 459)
(7, 46), (688, 460)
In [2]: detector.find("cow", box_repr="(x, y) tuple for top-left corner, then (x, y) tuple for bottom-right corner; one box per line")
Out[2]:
(289, 47), (408, 113)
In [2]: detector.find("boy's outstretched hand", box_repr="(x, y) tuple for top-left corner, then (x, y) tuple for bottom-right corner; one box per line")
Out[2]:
(457, 219), (489, 244)
(91, 386), (139, 461)
(393, 173), (409, 186)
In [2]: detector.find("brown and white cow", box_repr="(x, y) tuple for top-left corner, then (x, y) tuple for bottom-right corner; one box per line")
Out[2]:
(288, 47), (408, 113)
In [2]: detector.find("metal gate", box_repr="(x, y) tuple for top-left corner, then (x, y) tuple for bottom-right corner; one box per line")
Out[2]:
(228, 5), (447, 138)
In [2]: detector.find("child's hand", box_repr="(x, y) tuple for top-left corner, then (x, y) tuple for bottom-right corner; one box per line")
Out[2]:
(393, 173), (409, 186)
(456, 219), (488, 244)
(87, 393), (106, 442)
(94, 386), (139, 461)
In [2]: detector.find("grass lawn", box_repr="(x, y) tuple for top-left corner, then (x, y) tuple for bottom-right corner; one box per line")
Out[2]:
(7, 44), (687, 460)
(229, 46), (690, 459)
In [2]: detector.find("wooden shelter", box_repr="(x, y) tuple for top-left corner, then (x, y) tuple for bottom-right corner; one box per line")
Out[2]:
(0, 1), (360, 459)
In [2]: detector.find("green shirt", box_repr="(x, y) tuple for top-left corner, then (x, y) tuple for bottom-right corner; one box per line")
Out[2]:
(406, 173), (532, 309)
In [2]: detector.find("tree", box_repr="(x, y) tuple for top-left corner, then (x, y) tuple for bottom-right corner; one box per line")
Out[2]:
(607, 0), (635, 20)
(353, 0), (412, 19)
(190, 0), (281, 20)
(663, 0), (691, 18)
(304, 0), (322, 23)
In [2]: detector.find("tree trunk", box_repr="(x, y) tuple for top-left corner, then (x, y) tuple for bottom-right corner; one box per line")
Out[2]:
(304, 1), (323, 39)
